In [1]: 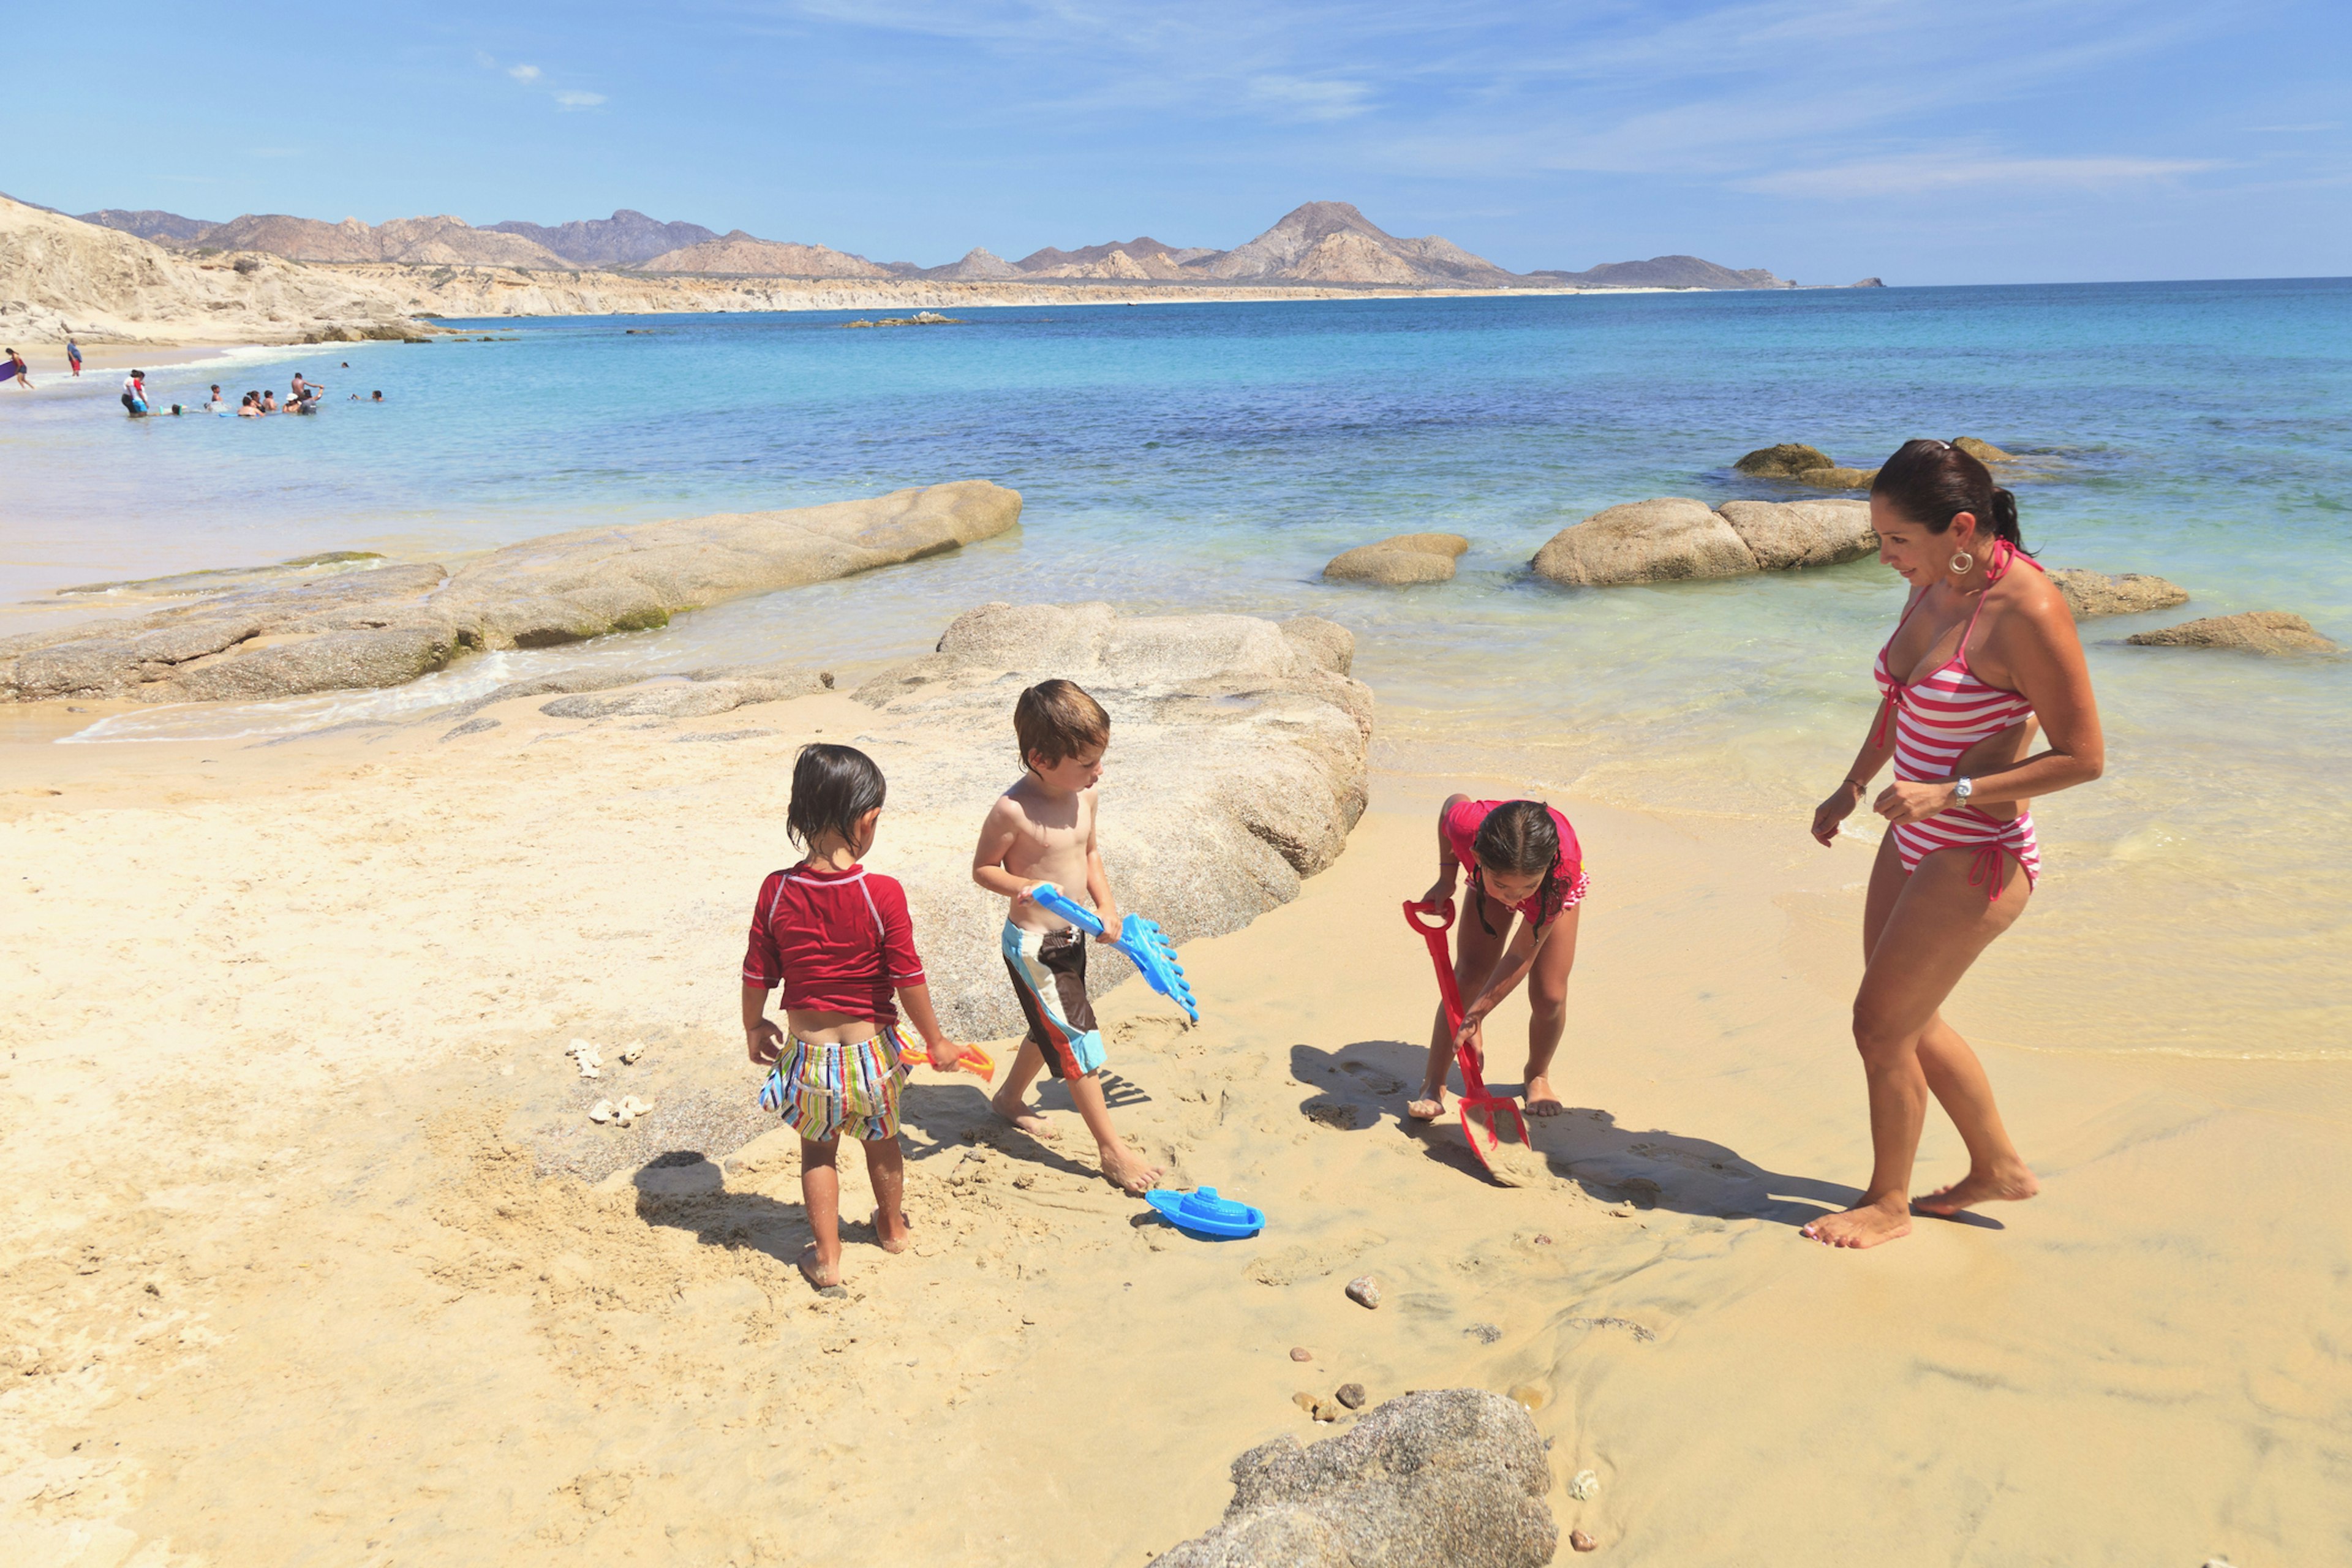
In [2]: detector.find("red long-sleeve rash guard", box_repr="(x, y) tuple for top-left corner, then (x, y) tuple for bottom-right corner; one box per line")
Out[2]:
(742, 864), (926, 1027)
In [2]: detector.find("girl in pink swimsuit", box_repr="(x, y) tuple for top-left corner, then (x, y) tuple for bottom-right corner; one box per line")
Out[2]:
(1804, 439), (2106, 1250)
(1409, 796), (1590, 1123)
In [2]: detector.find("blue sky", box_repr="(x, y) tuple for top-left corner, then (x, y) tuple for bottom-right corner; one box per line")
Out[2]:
(13, 2), (2348, 284)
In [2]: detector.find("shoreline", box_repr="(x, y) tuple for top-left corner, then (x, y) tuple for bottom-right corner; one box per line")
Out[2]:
(1, 687), (2343, 1564)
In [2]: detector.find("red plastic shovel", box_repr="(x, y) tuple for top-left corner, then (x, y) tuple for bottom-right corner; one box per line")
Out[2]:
(1403, 899), (1531, 1177)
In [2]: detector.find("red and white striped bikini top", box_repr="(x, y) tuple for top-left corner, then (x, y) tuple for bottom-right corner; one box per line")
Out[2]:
(1871, 540), (2041, 783)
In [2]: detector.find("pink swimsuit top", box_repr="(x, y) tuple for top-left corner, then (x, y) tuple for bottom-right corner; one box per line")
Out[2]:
(1871, 540), (2041, 780)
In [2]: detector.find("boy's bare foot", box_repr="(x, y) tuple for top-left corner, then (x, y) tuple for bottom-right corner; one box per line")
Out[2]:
(990, 1089), (1060, 1140)
(1523, 1074), (1564, 1117)
(1406, 1090), (1446, 1122)
(1801, 1195), (1913, 1249)
(797, 1245), (847, 1294)
(1915, 1163), (2039, 1216)
(870, 1208), (912, 1255)
(1099, 1141), (1165, 1196)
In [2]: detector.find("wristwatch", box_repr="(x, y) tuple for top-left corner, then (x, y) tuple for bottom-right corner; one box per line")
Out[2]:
(1953, 776), (1974, 804)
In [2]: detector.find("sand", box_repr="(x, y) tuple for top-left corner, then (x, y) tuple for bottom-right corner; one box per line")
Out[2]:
(2, 684), (2347, 1567)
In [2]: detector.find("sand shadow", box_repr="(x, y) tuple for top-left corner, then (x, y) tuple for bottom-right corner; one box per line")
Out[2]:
(894, 1077), (1111, 1185)
(1286, 1040), (1907, 1228)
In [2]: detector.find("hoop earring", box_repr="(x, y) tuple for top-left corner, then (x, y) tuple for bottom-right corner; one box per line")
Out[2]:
(1948, 551), (1975, 575)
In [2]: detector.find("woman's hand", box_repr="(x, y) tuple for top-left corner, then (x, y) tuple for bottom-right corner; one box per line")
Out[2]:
(745, 1017), (785, 1066)
(1874, 779), (1959, 826)
(1811, 780), (1863, 846)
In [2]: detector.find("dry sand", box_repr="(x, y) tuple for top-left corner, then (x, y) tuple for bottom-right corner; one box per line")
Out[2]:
(1, 685), (2346, 1566)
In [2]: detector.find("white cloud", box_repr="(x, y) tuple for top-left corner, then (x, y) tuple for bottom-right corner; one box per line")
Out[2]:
(507, 64), (542, 82)
(555, 91), (608, 110)
(1249, 74), (1370, 122)
(1743, 153), (2222, 198)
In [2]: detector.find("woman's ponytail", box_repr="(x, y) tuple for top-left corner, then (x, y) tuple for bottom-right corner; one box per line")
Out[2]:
(1988, 486), (2022, 548)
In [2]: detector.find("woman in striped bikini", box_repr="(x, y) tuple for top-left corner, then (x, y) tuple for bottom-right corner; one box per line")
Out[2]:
(1803, 439), (2105, 1249)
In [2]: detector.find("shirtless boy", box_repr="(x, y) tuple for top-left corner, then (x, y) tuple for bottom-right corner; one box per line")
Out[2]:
(971, 679), (1166, 1194)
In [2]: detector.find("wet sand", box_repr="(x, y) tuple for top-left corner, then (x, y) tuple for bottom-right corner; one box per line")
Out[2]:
(1, 688), (2346, 1566)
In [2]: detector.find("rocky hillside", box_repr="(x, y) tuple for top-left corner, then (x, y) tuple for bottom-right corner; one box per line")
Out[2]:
(190, 213), (571, 268)
(0, 195), (433, 345)
(75, 208), (219, 245)
(1193, 202), (1521, 286)
(633, 230), (892, 278)
(1526, 254), (1790, 290)
(483, 209), (718, 268)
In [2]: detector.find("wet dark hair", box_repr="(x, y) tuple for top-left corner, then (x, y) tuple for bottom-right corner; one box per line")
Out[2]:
(1871, 439), (2029, 555)
(786, 742), (887, 850)
(1469, 800), (1568, 936)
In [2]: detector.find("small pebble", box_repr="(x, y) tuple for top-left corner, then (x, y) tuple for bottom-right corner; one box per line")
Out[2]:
(1345, 1275), (1381, 1310)
(1291, 1392), (1340, 1422)
(1289, 1346), (1313, 1362)
(1509, 1383), (1546, 1411)
(1570, 1529), (1597, 1553)
(1533, 1234), (1553, 1245)
(1569, 1468), (1600, 1501)
(1335, 1382), (1366, 1410)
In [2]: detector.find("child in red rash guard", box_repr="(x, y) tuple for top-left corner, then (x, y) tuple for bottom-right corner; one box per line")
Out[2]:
(741, 744), (961, 1293)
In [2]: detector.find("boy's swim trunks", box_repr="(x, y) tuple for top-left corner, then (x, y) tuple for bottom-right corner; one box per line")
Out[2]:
(761, 1022), (914, 1142)
(1002, 922), (1105, 1080)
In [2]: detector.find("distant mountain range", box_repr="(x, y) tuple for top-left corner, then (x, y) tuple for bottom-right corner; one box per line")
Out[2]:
(60, 199), (1875, 290)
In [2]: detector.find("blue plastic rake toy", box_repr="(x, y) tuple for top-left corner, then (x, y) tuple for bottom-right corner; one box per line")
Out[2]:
(1030, 884), (1200, 1023)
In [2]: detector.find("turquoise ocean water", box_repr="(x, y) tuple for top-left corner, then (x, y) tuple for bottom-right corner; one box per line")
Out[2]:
(4, 281), (2348, 1053)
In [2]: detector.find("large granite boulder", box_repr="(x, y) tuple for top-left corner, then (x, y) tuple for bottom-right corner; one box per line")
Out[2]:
(1323, 533), (1470, 586)
(1154, 1390), (1557, 1568)
(0, 483), (1021, 704)
(1717, 499), (1876, 570)
(1531, 498), (1757, 586)
(1733, 443), (1832, 478)
(2048, 570), (2189, 619)
(849, 604), (1371, 1038)
(2125, 612), (2339, 655)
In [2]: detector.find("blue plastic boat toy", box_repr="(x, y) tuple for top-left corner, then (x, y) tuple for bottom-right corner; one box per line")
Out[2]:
(1031, 884), (1200, 1022)
(1144, 1186), (1265, 1240)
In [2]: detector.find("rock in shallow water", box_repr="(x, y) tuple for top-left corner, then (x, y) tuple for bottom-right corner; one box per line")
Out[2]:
(2125, 611), (2338, 655)
(1322, 533), (1471, 586)
(1531, 499), (1756, 587)
(2049, 569), (2190, 619)
(1154, 1389), (1557, 1568)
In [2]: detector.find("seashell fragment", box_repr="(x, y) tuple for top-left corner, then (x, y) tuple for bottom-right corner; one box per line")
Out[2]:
(619, 1042), (644, 1065)
(1569, 1469), (1600, 1501)
(589, 1100), (615, 1125)
(566, 1039), (605, 1078)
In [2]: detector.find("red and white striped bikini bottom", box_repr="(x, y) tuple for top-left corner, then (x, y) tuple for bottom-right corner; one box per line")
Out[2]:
(1890, 808), (2041, 901)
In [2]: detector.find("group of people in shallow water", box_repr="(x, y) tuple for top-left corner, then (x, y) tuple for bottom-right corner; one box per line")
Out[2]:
(0, 347), (385, 417)
(749, 438), (2105, 1291)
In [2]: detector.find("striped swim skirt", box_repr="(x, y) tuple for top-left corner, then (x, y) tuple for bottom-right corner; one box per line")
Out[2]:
(759, 1023), (914, 1143)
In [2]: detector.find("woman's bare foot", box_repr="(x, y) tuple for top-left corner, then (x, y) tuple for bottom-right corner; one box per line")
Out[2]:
(1915, 1164), (2039, 1216)
(797, 1244), (846, 1293)
(990, 1088), (1060, 1140)
(1523, 1074), (1564, 1117)
(1801, 1195), (1913, 1249)
(1406, 1089), (1446, 1123)
(1098, 1140), (1165, 1196)
(870, 1208), (912, 1254)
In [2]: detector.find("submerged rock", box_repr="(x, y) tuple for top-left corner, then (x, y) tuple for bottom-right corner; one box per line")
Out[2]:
(1953, 435), (2015, 463)
(1792, 464), (1878, 489)
(1733, 443), (1832, 478)
(1153, 1389), (1557, 1568)
(1531, 499), (1757, 586)
(0, 483), (1020, 705)
(2125, 612), (2339, 655)
(1323, 532), (1471, 586)
(2048, 569), (2190, 619)
(848, 603), (1370, 1039)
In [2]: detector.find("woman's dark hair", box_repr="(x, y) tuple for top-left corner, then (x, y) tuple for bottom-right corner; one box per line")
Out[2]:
(1469, 800), (1567, 936)
(1871, 439), (2029, 554)
(786, 743), (887, 850)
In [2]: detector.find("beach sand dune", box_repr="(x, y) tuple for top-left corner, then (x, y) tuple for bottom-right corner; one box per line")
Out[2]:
(1, 688), (2346, 1565)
